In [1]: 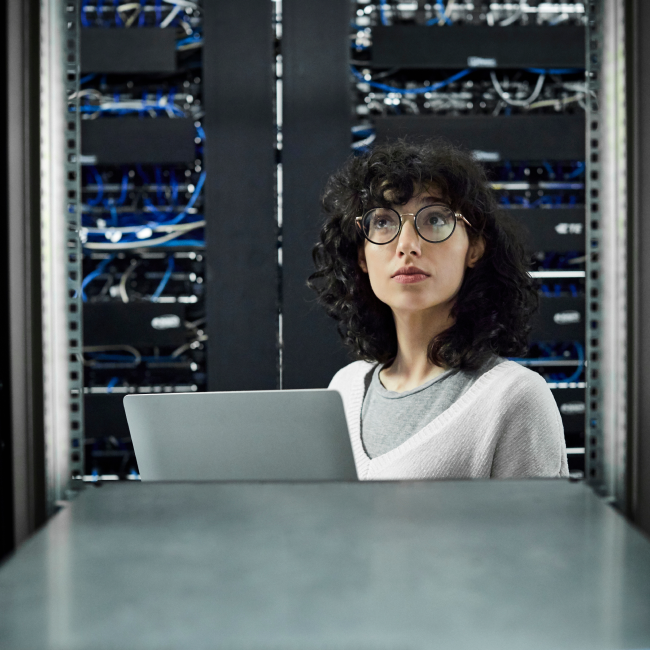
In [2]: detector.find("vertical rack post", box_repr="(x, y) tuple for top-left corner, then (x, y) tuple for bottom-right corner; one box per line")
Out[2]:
(600, 0), (628, 506)
(585, 0), (604, 492)
(40, 0), (83, 509)
(64, 0), (85, 488)
(585, 0), (629, 505)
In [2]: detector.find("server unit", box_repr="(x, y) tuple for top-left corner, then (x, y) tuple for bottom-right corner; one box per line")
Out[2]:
(78, 1), (206, 479)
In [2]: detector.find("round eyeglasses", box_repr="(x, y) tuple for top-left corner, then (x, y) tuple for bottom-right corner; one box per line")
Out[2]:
(356, 203), (474, 245)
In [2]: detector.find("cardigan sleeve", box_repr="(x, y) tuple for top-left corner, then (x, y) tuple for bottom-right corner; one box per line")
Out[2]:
(490, 370), (569, 479)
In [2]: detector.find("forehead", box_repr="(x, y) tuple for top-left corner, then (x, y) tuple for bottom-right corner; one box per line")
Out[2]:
(382, 182), (444, 206)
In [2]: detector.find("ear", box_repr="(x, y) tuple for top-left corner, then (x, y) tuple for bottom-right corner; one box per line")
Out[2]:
(358, 246), (368, 273)
(466, 235), (485, 269)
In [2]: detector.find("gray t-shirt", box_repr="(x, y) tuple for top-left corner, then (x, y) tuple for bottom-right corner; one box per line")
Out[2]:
(361, 355), (506, 459)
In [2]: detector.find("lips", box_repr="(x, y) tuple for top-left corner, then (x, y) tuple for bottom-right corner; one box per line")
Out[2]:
(392, 266), (430, 284)
(392, 266), (429, 278)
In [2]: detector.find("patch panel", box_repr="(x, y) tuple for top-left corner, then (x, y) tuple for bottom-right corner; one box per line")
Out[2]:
(352, 2), (586, 28)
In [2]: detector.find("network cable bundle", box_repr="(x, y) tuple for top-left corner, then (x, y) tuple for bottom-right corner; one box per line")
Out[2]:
(351, 0), (587, 475)
(77, 0), (205, 480)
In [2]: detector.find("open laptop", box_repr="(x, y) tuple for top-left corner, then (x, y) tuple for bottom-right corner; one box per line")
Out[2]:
(123, 389), (357, 481)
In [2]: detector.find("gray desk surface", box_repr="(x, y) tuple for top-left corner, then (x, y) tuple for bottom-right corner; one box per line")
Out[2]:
(1, 480), (650, 650)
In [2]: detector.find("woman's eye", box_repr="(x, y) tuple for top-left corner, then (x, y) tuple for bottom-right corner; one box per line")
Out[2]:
(373, 217), (394, 229)
(425, 214), (447, 227)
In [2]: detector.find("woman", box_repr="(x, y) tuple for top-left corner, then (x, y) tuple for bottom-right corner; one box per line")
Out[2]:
(309, 140), (568, 481)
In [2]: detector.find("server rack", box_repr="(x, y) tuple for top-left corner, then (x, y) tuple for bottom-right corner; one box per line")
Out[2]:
(26, 0), (633, 522)
(69, 0), (209, 481)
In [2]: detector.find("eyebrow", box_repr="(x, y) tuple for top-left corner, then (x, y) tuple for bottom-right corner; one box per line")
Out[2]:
(415, 195), (444, 205)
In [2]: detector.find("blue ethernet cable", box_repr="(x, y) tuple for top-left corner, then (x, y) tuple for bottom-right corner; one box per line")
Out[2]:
(527, 68), (582, 75)
(113, 0), (123, 26)
(97, 0), (105, 27)
(538, 343), (554, 356)
(351, 66), (471, 95)
(426, 1), (452, 25)
(151, 255), (175, 302)
(81, 254), (115, 302)
(542, 161), (555, 178)
(87, 167), (104, 206)
(565, 162), (586, 179)
(106, 377), (120, 393)
(108, 202), (118, 226)
(81, 0), (90, 27)
(378, 2), (389, 25)
(115, 171), (129, 205)
(136, 165), (150, 185)
(155, 238), (205, 248)
(164, 170), (206, 224)
(143, 170), (207, 225)
(177, 34), (203, 49)
(561, 341), (585, 384)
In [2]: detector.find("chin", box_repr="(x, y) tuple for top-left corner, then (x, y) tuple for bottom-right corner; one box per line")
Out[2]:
(385, 294), (451, 313)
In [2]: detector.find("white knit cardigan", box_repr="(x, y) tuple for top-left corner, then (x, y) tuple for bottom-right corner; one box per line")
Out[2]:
(329, 359), (569, 481)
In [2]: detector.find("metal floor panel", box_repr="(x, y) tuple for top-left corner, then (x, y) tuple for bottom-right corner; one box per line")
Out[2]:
(0, 480), (649, 649)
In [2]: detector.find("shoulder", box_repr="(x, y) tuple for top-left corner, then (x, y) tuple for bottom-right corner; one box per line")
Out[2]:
(489, 360), (551, 394)
(328, 360), (375, 391)
(490, 362), (564, 441)
(497, 360), (556, 401)
(482, 360), (559, 417)
(488, 362), (568, 478)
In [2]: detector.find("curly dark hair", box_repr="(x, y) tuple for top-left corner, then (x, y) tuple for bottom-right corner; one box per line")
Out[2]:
(308, 138), (539, 371)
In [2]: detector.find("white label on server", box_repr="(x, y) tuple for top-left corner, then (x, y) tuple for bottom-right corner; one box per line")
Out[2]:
(472, 150), (500, 162)
(151, 314), (181, 330)
(468, 56), (497, 68)
(560, 402), (585, 415)
(553, 310), (581, 325)
(555, 223), (584, 235)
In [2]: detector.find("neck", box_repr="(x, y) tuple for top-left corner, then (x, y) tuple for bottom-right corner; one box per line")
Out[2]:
(381, 304), (453, 392)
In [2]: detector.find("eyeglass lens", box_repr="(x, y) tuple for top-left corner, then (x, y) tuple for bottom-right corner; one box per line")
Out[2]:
(362, 206), (456, 244)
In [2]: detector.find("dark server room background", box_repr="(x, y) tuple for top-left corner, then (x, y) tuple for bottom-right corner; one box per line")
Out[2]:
(72, 0), (589, 483)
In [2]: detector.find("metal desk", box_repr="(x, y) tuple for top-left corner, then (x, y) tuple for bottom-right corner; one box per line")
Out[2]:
(1, 480), (649, 650)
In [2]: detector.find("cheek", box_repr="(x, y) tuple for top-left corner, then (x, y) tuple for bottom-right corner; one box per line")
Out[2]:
(436, 239), (470, 273)
(363, 249), (390, 292)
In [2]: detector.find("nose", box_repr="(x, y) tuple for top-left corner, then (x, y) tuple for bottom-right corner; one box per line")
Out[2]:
(395, 215), (421, 257)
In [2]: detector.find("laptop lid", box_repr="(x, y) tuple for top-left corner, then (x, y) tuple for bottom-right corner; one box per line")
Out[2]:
(123, 389), (357, 481)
